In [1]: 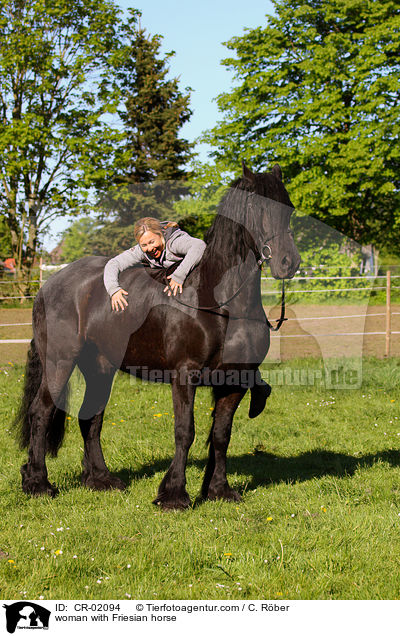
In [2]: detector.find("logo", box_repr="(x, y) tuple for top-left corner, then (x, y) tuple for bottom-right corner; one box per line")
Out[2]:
(3, 602), (50, 634)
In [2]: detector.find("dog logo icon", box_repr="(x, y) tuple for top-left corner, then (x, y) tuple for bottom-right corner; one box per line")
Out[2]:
(3, 602), (50, 633)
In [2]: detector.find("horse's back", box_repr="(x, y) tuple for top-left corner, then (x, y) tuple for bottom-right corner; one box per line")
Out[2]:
(41, 256), (108, 296)
(32, 257), (109, 350)
(34, 256), (170, 365)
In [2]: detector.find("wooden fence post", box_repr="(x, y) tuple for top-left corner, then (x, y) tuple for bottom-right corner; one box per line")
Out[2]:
(385, 270), (391, 357)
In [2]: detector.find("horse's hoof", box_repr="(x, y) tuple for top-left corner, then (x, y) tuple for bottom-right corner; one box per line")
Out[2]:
(21, 464), (58, 497)
(23, 484), (59, 497)
(206, 485), (242, 503)
(82, 473), (126, 491)
(21, 478), (58, 497)
(249, 382), (272, 418)
(152, 490), (191, 511)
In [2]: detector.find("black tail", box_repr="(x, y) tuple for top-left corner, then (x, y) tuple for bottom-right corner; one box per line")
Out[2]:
(14, 339), (42, 450)
(14, 339), (69, 457)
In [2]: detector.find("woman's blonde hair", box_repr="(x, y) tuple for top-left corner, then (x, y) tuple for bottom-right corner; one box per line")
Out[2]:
(134, 217), (178, 244)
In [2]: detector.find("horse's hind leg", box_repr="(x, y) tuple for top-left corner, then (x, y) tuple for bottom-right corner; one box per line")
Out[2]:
(78, 356), (125, 491)
(21, 382), (59, 496)
(153, 377), (196, 510)
(21, 362), (74, 497)
(202, 386), (246, 502)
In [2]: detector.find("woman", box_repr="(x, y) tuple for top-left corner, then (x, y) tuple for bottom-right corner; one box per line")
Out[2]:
(103, 217), (207, 312)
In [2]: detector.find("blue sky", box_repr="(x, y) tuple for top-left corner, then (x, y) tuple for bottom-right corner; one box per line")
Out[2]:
(45, 0), (274, 249)
(119, 0), (274, 151)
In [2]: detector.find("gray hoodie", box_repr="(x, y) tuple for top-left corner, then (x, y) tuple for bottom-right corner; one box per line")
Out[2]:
(103, 228), (207, 297)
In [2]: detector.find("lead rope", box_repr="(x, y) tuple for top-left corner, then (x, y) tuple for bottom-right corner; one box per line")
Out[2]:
(264, 278), (286, 331)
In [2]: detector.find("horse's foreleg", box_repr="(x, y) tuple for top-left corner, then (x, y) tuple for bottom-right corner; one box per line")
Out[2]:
(202, 387), (246, 502)
(78, 365), (124, 491)
(153, 378), (196, 510)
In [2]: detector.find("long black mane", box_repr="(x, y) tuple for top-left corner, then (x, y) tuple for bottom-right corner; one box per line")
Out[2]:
(203, 170), (293, 267)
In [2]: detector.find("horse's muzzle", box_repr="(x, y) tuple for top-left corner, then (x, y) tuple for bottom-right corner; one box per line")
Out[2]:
(271, 253), (301, 280)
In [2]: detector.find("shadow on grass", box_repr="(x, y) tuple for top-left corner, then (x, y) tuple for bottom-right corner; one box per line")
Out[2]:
(225, 448), (400, 491)
(74, 448), (400, 491)
(57, 448), (400, 497)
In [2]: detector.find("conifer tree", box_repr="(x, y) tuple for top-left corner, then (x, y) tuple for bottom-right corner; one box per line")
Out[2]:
(93, 25), (194, 255)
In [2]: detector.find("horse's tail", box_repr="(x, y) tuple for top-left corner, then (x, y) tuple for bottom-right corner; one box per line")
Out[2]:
(14, 338), (69, 457)
(14, 338), (43, 450)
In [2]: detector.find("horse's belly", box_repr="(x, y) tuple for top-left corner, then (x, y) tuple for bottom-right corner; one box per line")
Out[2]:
(116, 306), (218, 373)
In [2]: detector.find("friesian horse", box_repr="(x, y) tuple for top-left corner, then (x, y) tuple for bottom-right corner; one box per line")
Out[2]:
(15, 162), (300, 509)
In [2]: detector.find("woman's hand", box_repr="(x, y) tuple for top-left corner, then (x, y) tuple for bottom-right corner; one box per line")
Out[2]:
(111, 289), (128, 312)
(163, 276), (182, 296)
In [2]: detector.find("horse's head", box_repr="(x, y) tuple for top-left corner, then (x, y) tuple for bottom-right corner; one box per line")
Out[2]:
(241, 161), (300, 279)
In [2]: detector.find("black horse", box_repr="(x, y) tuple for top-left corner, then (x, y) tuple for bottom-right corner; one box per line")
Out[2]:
(15, 162), (300, 509)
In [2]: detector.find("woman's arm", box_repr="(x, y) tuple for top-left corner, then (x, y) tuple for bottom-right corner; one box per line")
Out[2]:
(167, 234), (207, 286)
(103, 246), (143, 310)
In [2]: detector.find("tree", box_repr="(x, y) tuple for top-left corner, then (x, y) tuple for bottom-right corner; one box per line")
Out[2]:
(0, 216), (12, 258)
(56, 217), (100, 262)
(120, 26), (193, 186)
(202, 0), (400, 252)
(0, 0), (138, 293)
(92, 25), (194, 255)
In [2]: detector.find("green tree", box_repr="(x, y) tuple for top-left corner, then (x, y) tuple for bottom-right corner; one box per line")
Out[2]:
(93, 25), (194, 255)
(202, 0), (400, 252)
(0, 216), (12, 258)
(0, 0), (139, 293)
(57, 217), (100, 262)
(120, 26), (193, 186)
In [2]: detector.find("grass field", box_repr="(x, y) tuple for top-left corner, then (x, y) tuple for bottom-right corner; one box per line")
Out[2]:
(1, 358), (400, 600)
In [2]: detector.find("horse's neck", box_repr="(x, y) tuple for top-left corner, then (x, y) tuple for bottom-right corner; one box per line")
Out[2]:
(198, 247), (262, 307)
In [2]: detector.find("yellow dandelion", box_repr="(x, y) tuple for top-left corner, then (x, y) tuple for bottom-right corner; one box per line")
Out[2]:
(7, 559), (15, 564)
(321, 506), (327, 512)
(55, 550), (62, 556)
(224, 553), (232, 557)
(267, 517), (273, 522)
(112, 423), (116, 426)
(153, 413), (162, 417)
(391, 399), (395, 403)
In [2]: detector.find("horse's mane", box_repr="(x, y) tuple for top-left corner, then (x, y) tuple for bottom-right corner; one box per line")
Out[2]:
(203, 171), (289, 266)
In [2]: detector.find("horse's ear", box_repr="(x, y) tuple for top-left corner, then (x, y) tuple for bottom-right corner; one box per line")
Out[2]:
(242, 160), (255, 183)
(272, 163), (283, 181)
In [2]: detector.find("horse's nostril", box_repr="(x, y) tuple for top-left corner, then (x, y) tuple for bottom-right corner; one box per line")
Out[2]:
(281, 255), (289, 267)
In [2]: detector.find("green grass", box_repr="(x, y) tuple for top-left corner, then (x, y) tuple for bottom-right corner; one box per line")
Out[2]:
(0, 358), (400, 600)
